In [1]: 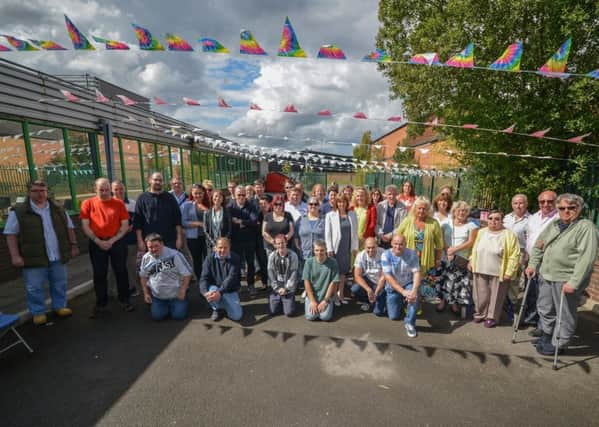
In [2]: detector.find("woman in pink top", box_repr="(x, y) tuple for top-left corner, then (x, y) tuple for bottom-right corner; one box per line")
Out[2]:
(397, 181), (416, 211)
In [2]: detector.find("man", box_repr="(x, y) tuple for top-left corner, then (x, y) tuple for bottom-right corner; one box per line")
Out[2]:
(285, 186), (308, 222)
(139, 233), (193, 321)
(523, 190), (558, 335)
(321, 184), (338, 216)
(303, 239), (339, 321)
(255, 194), (271, 288)
(295, 182), (308, 203)
(169, 175), (188, 211)
(226, 180), (238, 203)
(351, 237), (386, 313)
(381, 234), (421, 338)
(376, 185), (407, 249)
(111, 180), (139, 297)
(134, 172), (183, 251)
(228, 186), (259, 296)
(199, 237), (243, 321)
(80, 178), (133, 317)
(284, 179), (295, 202)
(267, 234), (298, 317)
(526, 193), (599, 355)
(4, 180), (78, 325)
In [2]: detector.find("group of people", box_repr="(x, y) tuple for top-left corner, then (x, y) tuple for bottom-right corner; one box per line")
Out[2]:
(5, 174), (598, 351)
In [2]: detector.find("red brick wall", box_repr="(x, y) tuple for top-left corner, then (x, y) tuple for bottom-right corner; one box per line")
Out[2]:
(586, 259), (599, 302)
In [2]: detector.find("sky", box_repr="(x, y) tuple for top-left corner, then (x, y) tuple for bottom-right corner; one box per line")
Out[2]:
(0, 0), (404, 155)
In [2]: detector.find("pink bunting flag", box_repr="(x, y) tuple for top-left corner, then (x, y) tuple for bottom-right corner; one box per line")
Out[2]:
(95, 89), (110, 103)
(154, 96), (169, 105)
(502, 124), (516, 133)
(566, 132), (591, 143)
(353, 112), (367, 119)
(317, 109), (332, 116)
(462, 124), (479, 129)
(117, 95), (137, 106)
(0, 43), (11, 51)
(428, 117), (439, 126)
(250, 103), (262, 110)
(284, 104), (298, 113)
(529, 128), (551, 138)
(218, 97), (231, 108)
(387, 116), (402, 122)
(60, 89), (80, 102)
(183, 97), (200, 106)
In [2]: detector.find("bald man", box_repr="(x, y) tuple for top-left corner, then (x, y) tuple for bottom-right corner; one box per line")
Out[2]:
(352, 237), (386, 313)
(80, 178), (133, 317)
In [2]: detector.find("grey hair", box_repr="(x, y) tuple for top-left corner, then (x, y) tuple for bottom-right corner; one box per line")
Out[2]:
(512, 193), (528, 204)
(384, 184), (398, 194)
(451, 200), (471, 216)
(556, 193), (584, 210)
(313, 239), (327, 249)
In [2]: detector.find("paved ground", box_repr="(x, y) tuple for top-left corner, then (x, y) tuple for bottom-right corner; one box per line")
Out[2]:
(1, 282), (598, 427)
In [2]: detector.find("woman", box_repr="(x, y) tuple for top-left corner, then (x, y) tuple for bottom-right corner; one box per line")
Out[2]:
(433, 192), (453, 229)
(364, 187), (382, 240)
(342, 184), (354, 203)
(469, 210), (520, 328)
(325, 195), (359, 304)
(182, 184), (209, 278)
(295, 196), (325, 261)
(311, 183), (326, 206)
(352, 186), (370, 249)
(204, 190), (232, 253)
(438, 201), (479, 314)
(262, 194), (295, 255)
(398, 181), (416, 211)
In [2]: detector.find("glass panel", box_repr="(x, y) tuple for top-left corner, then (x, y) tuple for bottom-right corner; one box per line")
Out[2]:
(156, 144), (171, 184)
(0, 119), (29, 219)
(183, 149), (193, 186)
(97, 134), (122, 180)
(171, 147), (182, 182)
(67, 130), (95, 204)
(120, 138), (143, 198)
(140, 142), (155, 183)
(28, 124), (71, 208)
(192, 151), (202, 183)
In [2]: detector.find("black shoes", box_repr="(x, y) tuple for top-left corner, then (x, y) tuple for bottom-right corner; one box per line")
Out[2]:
(528, 328), (543, 338)
(211, 310), (224, 321)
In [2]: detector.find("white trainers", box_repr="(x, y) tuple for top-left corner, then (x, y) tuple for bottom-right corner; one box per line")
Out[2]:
(405, 323), (417, 338)
(360, 303), (370, 312)
(301, 291), (307, 300)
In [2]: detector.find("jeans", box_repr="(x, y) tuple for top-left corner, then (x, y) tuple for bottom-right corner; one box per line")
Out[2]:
(385, 282), (418, 324)
(350, 277), (386, 315)
(151, 296), (188, 320)
(22, 261), (68, 315)
(269, 291), (296, 316)
(206, 285), (243, 321)
(89, 238), (130, 307)
(304, 297), (334, 321)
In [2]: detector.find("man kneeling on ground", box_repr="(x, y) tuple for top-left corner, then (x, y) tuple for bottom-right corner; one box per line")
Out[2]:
(352, 237), (386, 313)
(139, 233), (193, 320)
(303, 239), (339, 321)
(200, 237), (243, 321)
(268, 234), (298, 316)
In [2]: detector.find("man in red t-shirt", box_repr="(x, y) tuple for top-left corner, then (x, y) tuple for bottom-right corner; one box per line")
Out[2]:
(80, 178), (132, 317)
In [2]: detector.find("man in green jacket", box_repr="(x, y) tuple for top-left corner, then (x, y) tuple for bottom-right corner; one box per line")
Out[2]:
(526, 193), (599, 355)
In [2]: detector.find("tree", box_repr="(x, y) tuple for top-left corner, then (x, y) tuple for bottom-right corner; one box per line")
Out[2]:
(377, 0), (599, 209)
(352, 131), (375, 161)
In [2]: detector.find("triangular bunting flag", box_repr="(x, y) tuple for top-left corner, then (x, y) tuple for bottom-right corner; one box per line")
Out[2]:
(249, 103), (262, 110)
(0, 43), (10, 51)
(284, 104), (298, 113)
(132, 23), (165, 50)
(240, 29), (267, 55)
(60, 90), (80, 102)
(92, 36), (130, 50)
(317, 44), (346, 60)
(165, 33), (194, 51)
(587, 69), (599, 79)
(154, 96), (169, 105)
(445, 43), (474, 68)
(529, 128), (551, 138)
(462, 124), (479, 129)
(502, 124), (516, 133)
(566, 132), (591, 143)
(317, 109), (332, 116)
(387, 116), (402, 122)
(489, 42), (522, 72)
(277, 16), (306, 57)
(199, 37), (229, 53)
(361, 48), (391, 62)
(30, 40), (67, 51)
(95, 89), (110, 103)
(539, 38), (571, 74)
(2, 35), (39, 51)
(116, 95), (137, 106)
(64, 15), (95, 50)
(218, 97), (231, 108)
(353, 112), (367, 119)
(409, 53), (440, 66)
(183, 97), (200, 106)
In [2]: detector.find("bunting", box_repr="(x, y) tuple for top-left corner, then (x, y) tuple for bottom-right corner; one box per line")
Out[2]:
(353, 112), (367, 119)
(277, 16), (306, 57)
(183, 97), (200, 106)
(283, 104), (298, 113)
(64, 15), (95, 50)
(489, 42), (523, 72)
(317, 109), (332, 116)
(240, 29), (267, 55)
(60, 90), (80, 102)
(587, 69), (599, 79)
(361, 48), (391, 62)
(317, 44), (346, 60)
(132, 23), (165, 50)
(154, 96), (169, 105)
(249, 103), (262, 110)
(0, 44), (10, 51)
(218, 97), (231, 108)
(116, 95), (137, 106)
(165, 33), (194, 51)
(409, 53), (440, 66)
(2, 35), (39, 51)
(199, 38), (229, 53)
(30, 40), (67, 51)
(92, 36), (130, 50)
(539, 38), (571, 75)
(95, 89), (110, 103)
(445, 43), (474, 68)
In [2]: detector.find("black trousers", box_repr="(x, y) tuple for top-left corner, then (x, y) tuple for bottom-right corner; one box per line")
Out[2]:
(255, 235), (268, 285)
(89, 238), (129, 307)
(187, 236), (207, 279)
(233, 238), (256, 288)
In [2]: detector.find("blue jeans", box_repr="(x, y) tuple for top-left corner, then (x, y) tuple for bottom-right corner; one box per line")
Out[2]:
(151, 296), (188, 320)
(304, 297), (334, 321)
(351, 278), (387, 315)
(385, 282), (418, 324)
(22, 261), (68, 315)
(207, 285), (243, 321)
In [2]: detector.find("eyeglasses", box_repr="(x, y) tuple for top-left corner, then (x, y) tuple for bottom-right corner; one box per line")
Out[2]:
(558, 206), (577, 211)
(488, 217), (502, 221)
(308, 203), (319, 206)
(538, 199), (555, 204)
(285, 186), (294, 190)
(273, 203), (283, 206)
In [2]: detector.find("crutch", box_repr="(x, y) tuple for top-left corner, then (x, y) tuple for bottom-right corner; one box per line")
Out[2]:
(553, 289), (565, 371)
(511, 276), (531, 343)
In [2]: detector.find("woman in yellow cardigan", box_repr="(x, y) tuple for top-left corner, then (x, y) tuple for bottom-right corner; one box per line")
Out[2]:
(468, 210), (520, 328)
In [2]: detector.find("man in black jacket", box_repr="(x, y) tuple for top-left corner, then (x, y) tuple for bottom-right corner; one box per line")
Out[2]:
(199, 237), (243, 321)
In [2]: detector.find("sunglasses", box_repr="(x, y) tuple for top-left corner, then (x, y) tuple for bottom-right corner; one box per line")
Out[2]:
(558, 206), (577, 211)
(273, 203), (283, 206)
(538, 199), (555, 204)
(308, 203), (319, 206)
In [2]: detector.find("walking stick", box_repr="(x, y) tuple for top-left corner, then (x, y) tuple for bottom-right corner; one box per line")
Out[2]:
(553, 289), (565, 371)
(511, 276), (531, 344)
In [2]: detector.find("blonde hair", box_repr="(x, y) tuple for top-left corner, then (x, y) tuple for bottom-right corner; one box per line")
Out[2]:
(352, 186), (369, 208)
(408, 196), (432, 219)
(451, 200), (471, 217)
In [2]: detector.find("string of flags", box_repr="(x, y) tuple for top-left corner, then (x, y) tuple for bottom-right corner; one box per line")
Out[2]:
(0, 15), (597, 80)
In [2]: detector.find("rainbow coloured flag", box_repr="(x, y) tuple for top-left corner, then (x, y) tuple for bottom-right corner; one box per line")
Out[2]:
(64, 15), (95, 50)
(445, 43), (474, 68)
(199, 38), (229, 53)
(30, 40), (67, 50)
(3, 35), (39, 51)
(240, 30), (267, 55)
(92, 36), (130, 50)
(587, 69), (599, 79)
(165, 33), (193, 51)
(361, 48), (391, 62)
(489, 42), (523, 71)
(409, 53), (440, 66)
(132, 23), (165, 50)
(317, 44), (346, 60)
(539, 38), (572, 74)
(277, 16), (306, 57)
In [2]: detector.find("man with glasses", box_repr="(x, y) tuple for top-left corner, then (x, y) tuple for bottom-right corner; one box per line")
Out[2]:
(169, 175), (188, 211)
(526, 193), (599, 355)
(376, 185), (407, 249)
(229, 185), (259, 296)
(522, 190), (558, 336)
(5, 181), (79, 325)
(352, 237), (386, 313)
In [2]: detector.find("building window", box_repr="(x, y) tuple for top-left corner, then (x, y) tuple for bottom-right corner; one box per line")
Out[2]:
(0, 119), (28, 216)
(156, 144), (170, 182)
(97, 134), (123, 181)
(67, 130), (95, 204)
(140, 142), (155, 182)
(120, 138), (143, 198)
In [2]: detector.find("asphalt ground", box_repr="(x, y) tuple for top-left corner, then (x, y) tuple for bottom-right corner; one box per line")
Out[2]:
(1, 285), (598, 427)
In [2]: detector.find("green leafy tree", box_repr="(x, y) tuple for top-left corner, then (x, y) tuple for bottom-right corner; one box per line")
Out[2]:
(377, 0), (599, 210)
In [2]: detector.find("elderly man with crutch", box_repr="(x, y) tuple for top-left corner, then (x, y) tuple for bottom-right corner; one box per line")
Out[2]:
(525, 193), (599, 368)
